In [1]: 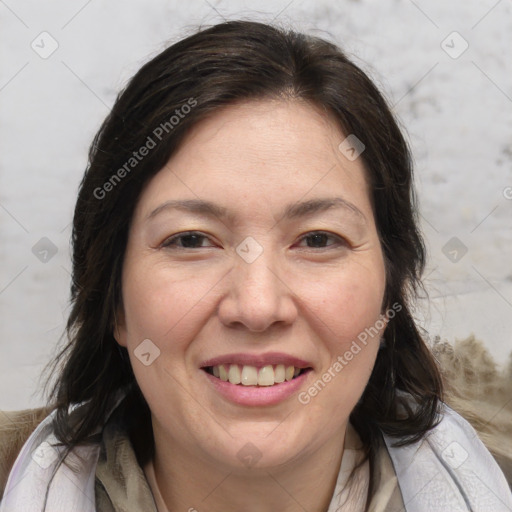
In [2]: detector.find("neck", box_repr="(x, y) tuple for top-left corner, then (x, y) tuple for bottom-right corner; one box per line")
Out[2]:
(151, 422), (348, 512)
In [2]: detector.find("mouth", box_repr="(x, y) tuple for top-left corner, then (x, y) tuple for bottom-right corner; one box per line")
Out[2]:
(201, 364), (313, 387)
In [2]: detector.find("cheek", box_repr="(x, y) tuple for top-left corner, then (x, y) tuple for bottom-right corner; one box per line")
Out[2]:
(304, 259), (386, 344)
(297, 266), (386, 413)
(121, 260), (220, 349)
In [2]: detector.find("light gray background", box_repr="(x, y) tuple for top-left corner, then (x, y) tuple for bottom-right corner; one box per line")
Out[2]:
(1, 0), (511, 410)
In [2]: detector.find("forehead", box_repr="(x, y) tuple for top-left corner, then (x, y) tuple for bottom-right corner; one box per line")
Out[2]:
(176, 98), (347, 166)
(135, 99), (373, 224)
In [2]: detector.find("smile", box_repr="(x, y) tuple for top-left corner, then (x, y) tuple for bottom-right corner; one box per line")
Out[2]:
(203, 364), (311, 387)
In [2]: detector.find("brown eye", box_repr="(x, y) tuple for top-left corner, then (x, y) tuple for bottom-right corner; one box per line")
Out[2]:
(297, 231), (345, 249)
(162, 232), (213, 249)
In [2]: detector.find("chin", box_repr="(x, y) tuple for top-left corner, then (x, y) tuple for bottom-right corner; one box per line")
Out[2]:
(205, 427), (310, 471)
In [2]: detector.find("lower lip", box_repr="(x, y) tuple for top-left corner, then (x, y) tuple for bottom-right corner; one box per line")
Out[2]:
(202, 369), (311, 406)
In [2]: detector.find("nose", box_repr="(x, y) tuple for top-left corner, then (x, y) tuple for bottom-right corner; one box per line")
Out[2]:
(217, 247), (297, 333)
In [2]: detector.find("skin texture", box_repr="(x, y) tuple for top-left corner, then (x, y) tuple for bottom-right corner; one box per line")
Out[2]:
(115, 98), (387, 511)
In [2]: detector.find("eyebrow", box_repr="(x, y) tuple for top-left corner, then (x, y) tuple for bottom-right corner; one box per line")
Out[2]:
(147, 197), (366, 223)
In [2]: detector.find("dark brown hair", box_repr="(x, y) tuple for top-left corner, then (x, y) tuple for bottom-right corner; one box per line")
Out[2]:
(45, 18), (443, 500)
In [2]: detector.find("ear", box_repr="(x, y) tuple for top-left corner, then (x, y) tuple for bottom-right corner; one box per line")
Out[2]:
(113, 307), (128, 347)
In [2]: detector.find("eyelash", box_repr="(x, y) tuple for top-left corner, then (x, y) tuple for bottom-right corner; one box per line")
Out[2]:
(161, 231), (346, 250)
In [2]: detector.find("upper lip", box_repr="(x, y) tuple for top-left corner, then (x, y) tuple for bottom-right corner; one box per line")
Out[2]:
(200, 352), (313, 369)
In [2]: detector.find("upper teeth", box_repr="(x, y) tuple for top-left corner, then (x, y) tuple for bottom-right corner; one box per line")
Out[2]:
(211, 364), (301, 386)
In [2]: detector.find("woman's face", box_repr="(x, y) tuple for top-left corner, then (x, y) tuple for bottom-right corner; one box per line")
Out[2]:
(116, 99), (387, 470)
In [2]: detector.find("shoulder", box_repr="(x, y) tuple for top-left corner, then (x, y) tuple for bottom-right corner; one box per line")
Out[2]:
(0, 407), (52, 500)
(442, 392), (512, 486)
(382, 402), (512, 510)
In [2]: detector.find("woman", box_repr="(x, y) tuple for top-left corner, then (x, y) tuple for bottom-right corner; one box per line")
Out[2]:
(1, 20), (510, 512)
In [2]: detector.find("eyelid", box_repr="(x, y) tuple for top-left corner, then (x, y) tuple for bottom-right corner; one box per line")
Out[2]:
(295, 231), (348, 248)
(161, 231), (215, 249)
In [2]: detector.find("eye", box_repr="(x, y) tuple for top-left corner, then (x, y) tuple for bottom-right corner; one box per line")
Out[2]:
(296, 231), (346, 249)
(161, 231), (215, 249)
